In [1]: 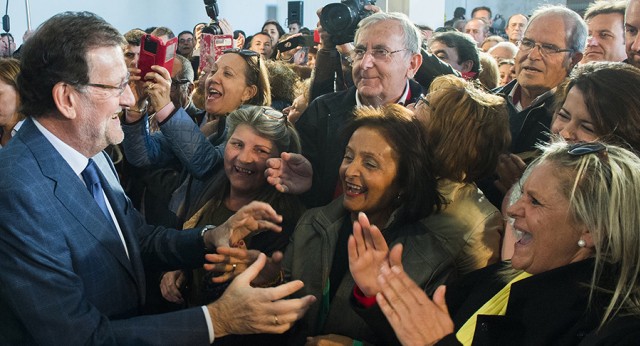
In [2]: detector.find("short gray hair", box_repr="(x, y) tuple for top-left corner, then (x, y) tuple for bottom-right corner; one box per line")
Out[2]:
(355, 12), (422, 55)
(528, 5), (587, 53)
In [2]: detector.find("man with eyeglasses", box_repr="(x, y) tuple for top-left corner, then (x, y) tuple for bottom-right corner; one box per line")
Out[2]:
(295, 12), (425, 208)
(482, 5), (586, 207)
(0, 11), (315, 344)
(177, 30), (196, 59)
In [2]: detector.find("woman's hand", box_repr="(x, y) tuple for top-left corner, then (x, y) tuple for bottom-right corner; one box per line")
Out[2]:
(305, 334), (353, 345)
(377, 266), (454, 346)
(160, 270), (186, 304)
(494, 153), (527, 194)
(203, 201), (283, 249)
(143, 65), (172, 115)
(204, 248), (284, 286)
(348, 212), (394, 297)
(265, 152), (313, 194)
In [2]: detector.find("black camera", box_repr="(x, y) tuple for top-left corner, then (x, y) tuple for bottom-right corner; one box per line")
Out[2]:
(320, 0), (376, 45)
(203, 0), (223, 35)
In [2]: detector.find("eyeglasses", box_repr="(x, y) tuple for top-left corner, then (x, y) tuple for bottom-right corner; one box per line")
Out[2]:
(567, 142), (607, 157)
(86, 73), (130, 97)
(350, 48), (408, 61)
(518, 38), (573, 56)
(416, 94), (431, 109)
(170, 78), (191, 91)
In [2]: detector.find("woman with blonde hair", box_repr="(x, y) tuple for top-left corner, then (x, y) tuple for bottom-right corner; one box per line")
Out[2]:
(372, 141), (640, 345)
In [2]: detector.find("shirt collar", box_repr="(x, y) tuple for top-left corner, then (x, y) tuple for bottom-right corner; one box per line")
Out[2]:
(355, 80), (411, 107)
(33, 118), (89, 176)
(508, 82), (556, 112)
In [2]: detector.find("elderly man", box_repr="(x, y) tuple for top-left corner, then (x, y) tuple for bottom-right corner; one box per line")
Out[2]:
(626, 0), (640, 67)
(297, 11), (424, 208)
(582, 0), (627, 64)
(484, 5), (585, 206)
(488, 41), (518, 61)
(505, 13), (528, 44)
(464, 18), (490, 47)
(0, 11), (314, 345)
(496, 5), (585, 153)
(177, 30), (196, 58)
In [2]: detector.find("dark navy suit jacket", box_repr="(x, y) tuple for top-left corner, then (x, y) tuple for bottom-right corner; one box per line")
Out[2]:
(0, 118), (211, 345)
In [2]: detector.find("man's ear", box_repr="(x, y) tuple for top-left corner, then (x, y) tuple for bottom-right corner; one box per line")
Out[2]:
(460, 60), (474, 73)
(569, 52), (584, 70)
(52, 82), (79, 120)
(407, 52), (423, 79)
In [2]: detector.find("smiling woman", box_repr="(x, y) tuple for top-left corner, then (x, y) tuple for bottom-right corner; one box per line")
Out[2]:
(159, 105), (304, 311)
(374, 141), (640, 345)
(277, 104), (456, 345)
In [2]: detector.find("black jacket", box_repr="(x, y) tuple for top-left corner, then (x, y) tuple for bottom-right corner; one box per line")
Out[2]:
(494, 80), (555, 154)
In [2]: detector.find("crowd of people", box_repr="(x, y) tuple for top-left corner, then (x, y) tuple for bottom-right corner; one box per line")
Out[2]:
(2, 1), (640, 345)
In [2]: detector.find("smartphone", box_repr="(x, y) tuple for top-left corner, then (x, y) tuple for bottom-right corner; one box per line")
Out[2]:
(138, 34), (178, 77)
(198, 33), (233, 75)
(277, 35), (315, 53)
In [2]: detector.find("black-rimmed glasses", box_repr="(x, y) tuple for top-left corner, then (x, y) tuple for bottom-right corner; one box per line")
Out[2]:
(416, 94), (431, 109)
(170, 78), (191, 91)
(86, 73), (131, 97)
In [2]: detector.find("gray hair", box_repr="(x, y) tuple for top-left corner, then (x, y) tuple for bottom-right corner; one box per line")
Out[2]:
(226, 105), (301, 154)
(488, 41), (518, 58)
(527, 5), (587, 53)
(355, 12), (422, 55)
(173, 54), (194, 96)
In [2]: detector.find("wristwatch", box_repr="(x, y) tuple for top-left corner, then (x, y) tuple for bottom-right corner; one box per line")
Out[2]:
(200, 224), (216, 250)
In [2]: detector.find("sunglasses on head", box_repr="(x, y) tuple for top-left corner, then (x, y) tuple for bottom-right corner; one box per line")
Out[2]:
(567, 142), (607, 157)
(223, 48), (260, 58)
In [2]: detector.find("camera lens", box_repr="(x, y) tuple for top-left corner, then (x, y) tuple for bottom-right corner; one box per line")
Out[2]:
(321, 3), (357, 34)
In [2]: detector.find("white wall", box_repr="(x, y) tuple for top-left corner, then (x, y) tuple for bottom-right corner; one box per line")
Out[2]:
(6, 0), (543, 47)
(5, 0), (340, 46)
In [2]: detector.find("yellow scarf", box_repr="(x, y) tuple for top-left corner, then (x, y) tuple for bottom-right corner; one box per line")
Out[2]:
(456, 271), (532, 345)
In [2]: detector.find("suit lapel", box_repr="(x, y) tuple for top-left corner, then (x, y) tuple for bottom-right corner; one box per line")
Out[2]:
(93, 152), (146, 300)
(21, 119), (138, 284)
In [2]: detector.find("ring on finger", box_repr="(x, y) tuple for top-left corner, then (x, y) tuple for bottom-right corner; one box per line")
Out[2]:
(273, 314), (279, 325)
(147, 83), (155, 90)
(231, 263), (237, 273)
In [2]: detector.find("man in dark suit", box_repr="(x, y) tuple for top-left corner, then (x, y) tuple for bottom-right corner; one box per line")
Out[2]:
(0, 11), (314, 345)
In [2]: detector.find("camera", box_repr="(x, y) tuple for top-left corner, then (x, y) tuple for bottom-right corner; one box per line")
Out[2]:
(203, 0), (223, 35)
(320, 0), (376, 45)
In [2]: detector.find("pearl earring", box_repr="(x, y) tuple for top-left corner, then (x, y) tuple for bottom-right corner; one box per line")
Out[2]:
(578, 239), (586, 248)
